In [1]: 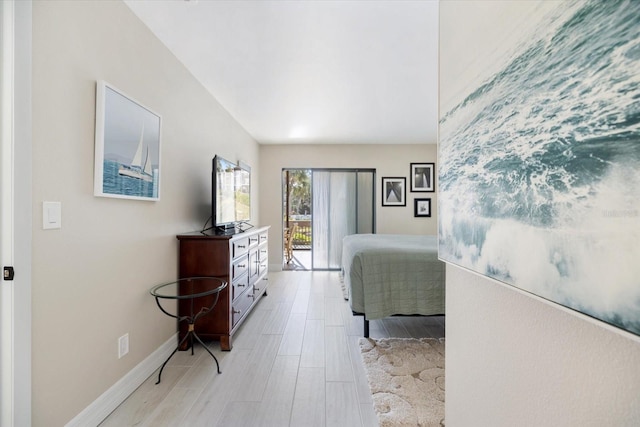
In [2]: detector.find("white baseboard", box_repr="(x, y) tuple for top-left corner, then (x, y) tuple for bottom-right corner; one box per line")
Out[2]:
(65, 334), (177, 427)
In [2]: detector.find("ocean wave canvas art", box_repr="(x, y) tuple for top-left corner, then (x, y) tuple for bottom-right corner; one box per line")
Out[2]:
(439, 0), (640, 336)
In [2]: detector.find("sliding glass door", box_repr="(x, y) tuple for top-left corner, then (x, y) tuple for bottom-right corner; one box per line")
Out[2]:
(311, 169), (375, 270)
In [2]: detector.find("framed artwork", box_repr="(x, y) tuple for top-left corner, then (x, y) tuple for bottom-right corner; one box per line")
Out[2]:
(439, 1), (640, 337)
(382, 177), (406, 206)
(414, 198), (431, 217)
(94, 81), (162, 201)
(411, 162), (435, 192)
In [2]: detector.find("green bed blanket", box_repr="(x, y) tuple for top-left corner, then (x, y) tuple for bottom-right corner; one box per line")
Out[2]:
(342, 234), (445, 320)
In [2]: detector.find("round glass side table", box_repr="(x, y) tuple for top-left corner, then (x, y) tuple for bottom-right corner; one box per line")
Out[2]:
(150, 276), (228, 384)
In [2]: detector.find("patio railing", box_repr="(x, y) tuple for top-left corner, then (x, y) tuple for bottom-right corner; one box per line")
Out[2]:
(287, 220), (311, 250)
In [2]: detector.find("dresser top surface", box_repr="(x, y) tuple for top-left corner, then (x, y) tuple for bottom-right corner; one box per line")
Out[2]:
(177, 225), (270, 241)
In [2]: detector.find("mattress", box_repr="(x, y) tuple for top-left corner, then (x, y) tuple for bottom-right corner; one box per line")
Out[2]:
(342, 234), (445, 320)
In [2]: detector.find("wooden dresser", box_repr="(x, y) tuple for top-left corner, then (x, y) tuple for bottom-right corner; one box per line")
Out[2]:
(176, 225), (269, 350)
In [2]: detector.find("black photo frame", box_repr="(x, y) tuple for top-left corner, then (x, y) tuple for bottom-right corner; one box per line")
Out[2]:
(414, 198), (432, 217)
(382, 177), (406, 206)
(410, 162), (435, 192)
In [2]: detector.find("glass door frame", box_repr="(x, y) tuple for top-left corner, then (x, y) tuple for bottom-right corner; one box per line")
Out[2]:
(282, 167), (376, 271)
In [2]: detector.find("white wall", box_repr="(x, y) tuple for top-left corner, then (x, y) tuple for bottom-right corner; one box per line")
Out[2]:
(259, 143), (437, 268)
(446, 266), (640, 426)
(441, 1), (640, 425)
(31, 2), (258, 425)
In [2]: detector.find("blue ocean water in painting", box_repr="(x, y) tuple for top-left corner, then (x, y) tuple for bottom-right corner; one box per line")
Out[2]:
(439, 0), (640, 334)
(103, 160), (157, 198)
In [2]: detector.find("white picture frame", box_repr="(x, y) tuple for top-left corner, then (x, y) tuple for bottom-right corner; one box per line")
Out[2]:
(94, 81), (162, 201)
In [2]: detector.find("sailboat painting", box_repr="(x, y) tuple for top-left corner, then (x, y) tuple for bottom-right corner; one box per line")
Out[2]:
(118, 126), (154, 183)
(94, 81), (161, 200)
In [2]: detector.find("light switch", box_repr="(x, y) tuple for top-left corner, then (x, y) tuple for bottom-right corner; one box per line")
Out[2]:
(43, 201), (62, 230)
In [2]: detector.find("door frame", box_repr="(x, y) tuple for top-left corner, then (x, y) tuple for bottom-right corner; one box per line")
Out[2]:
(1, 1), (32, 425)
(282, 168), (376, 271)
(282, 169), (312, 270)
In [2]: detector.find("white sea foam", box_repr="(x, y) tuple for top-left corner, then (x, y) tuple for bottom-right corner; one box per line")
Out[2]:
(440, 162), (640, 331)
(439, 0), (640, 333)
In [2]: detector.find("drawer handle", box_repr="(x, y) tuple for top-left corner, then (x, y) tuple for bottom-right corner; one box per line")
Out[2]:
(233, 309), (241, 314)
(237, 283), (246, 287)
(237, 264), (246, 268)
(261, 250), (267, 254)
(237, 245), (246, 249)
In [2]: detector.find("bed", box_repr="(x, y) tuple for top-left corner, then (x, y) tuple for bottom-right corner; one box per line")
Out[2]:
(341, 234), (445, 337)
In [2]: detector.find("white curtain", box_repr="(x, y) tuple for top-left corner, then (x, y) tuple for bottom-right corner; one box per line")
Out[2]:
(357, 172), (374, 234)
(312, 171), (330, 269)
(313, 171), (371, 269)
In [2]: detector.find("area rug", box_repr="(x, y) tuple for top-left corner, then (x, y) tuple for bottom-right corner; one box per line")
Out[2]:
(359, 337), (445, 427)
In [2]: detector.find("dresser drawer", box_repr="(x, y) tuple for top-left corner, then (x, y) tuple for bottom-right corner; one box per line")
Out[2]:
(253, 275), (268, 295)
(232, 237), (249, 258)
(258, 246), (268, 262)
(232, 287), (255, 327)
(258, 247), (268, 275)
(259, 232), (268, 245)
(232, 273), (249, 301)
(232, 254), (248, 281)
(248, 234), (260, 248)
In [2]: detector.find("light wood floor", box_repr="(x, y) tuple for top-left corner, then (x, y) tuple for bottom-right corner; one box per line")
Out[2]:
(100, 271), (445, 427)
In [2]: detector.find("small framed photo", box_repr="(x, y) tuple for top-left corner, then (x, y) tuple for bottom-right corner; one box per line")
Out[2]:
(414, 198), (432, 217)
(94, 81), (162, 201)
(410, 162), (435, 192)
(382, 177), (406, 206)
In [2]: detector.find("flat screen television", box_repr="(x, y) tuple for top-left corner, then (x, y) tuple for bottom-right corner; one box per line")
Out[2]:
(212, 155), (251, 231)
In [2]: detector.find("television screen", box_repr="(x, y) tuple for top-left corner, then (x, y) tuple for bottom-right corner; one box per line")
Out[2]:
(212, 155), (251, 230)
(235, 161), (251, 223)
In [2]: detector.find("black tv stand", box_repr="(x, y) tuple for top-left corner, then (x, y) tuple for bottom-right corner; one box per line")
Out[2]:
(214, 226), (239, 236)
(212, 222), (253, 236)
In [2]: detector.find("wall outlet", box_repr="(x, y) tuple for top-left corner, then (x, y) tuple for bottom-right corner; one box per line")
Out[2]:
(118, 333), (129, 359)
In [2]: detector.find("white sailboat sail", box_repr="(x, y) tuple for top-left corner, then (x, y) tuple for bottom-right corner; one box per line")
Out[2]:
(129, 127), (144, 169)
(119, 125), (154, 182)
(143, 147), (152, 176)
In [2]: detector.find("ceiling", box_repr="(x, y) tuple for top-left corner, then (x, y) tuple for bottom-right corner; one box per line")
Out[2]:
(124, 0), (439, 145)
